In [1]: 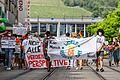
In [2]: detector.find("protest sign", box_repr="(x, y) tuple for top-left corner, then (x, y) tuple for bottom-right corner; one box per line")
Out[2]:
(1, 37), (16, 48)
(25, 37), (44, 68)
(25, 37), (69, 68)
(13, 27), (27, 35)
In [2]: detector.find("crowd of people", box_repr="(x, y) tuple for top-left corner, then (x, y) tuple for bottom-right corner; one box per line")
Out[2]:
(0, 29), (120, 72)
(0, 31), (40, 70)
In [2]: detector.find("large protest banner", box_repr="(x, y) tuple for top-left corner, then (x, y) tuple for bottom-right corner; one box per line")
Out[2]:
(25, 37), (69, 68)
(1, 37), (16, 48)
(25, 36), (97, 68)
(48, 36), (97, 60)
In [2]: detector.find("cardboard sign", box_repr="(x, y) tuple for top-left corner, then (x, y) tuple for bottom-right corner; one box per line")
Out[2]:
(13, 27), (27, 35)
(1, 37), (16, 48)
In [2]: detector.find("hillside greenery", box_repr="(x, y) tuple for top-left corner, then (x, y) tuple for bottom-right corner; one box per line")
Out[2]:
(30, 0), (92, 18)
(62, 0), (120, 18)
(87, 3), (120, 42)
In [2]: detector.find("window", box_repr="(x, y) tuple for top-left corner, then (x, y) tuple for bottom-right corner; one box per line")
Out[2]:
(31, 24), (38, 33)
(67, 24), (75, 33)
(60, 24), (66, 35)
(40, 23), (47, 37)
(77, 24), (84, 33)
(50, 24), (57, 36)
(71, 24), (75, 32)
(40, 23), (46, 33)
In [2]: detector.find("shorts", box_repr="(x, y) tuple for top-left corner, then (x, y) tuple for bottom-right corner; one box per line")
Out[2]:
(19, 52), (25, 60)
(96, 51), (104, 58)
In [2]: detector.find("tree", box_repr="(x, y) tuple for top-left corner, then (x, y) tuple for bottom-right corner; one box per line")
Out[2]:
(62, 0), (119, 18)
(87, 3), (120, 42)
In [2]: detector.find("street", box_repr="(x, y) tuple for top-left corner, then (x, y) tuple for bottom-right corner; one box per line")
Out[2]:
(0, 59), (120, 80)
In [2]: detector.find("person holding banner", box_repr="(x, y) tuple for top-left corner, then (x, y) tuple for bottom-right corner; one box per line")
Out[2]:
(65, 32), (71, 69)
(112, 37), (120, 67)
(96, 29), (105, 72)
(43, 31), (53, 72)
(21, 32), (30, 69)
(2, 31), (15, 70)
(14, 36), (22, 69)
(70, 33), (77, 68)
(76, 32), (83, 70)
(34, 32), (42, 41)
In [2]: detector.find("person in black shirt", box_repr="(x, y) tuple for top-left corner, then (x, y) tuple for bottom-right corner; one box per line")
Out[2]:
(43, 31), (52, 72)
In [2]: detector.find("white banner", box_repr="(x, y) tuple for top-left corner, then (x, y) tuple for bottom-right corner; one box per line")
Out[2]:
(25, 36), (97, 68)
(25, 37), (69, 68)
(48, 36), (97, 60)
(26, 53), (69, 68)
(13, 27), (27, 35)
(1, 37), (16, 48)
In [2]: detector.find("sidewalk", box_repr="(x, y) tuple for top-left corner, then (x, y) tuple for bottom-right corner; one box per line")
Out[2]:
(0, 63), (5, 72)
(0, 69), (30, 80)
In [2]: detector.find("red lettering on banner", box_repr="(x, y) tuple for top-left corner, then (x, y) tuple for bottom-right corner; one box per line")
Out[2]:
(27, 58), (68, 68)
(27, 54), (44, 60)
(53, 60), (68, 66)
(28, 60), (46, 68)
(28, 61), (33, 65)
(54, 60), (57, 66)
(59, 60), (63, 65)
(64, 60), (68, 65)
(33, 60), (37, 67)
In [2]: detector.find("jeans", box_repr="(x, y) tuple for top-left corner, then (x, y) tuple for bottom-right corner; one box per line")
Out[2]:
(5, 48), (14, 68)
(109, 52), (113, 62)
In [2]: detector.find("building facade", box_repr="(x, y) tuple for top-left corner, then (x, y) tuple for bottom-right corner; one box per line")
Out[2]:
(30, 18), (103, 37)
(0, 0), (5, 18)
(5, 0), (18, 25)
(0, 0), (18, 30)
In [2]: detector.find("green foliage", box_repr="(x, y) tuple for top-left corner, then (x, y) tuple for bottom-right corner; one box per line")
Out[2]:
(30, 0), (92, 18)
(87, 3), (120, 42)
(62, 0), (119, 18)
(63, 0), (80, 7)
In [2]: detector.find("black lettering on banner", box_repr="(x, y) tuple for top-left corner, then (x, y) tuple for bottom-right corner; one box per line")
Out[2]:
(26, 46), (41, 53)
(50, 45), (60, 49)
(29, 40), (39, 45)
(19, 0), (23, 11)
(50, 40), (57, 44)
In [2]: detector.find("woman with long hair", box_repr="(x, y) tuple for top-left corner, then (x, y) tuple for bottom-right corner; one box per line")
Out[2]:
(112, 37), (120, 67)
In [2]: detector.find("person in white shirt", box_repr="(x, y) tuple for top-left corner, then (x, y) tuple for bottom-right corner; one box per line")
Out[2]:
(96, 29), (105, 72)
(21, 33), (30, 69)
